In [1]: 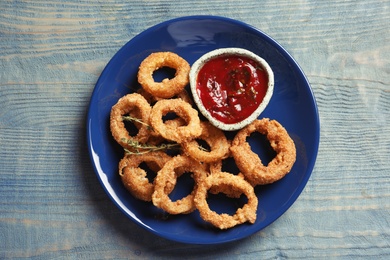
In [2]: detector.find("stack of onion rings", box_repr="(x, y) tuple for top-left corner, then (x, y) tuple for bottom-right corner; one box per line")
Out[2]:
(109, 51), (297, 230)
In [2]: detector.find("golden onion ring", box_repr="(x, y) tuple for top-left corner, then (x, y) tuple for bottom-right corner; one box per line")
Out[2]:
(110, 93), (151, 150)
(194, 171), (258, 229)
(152, 155), (207, 214)
(149, 98), (202, 143)
(138, 52), (190, 99)
(230, 118), (296, 185)
(119, 151), (172, 201)
(182, 121), (230, 163)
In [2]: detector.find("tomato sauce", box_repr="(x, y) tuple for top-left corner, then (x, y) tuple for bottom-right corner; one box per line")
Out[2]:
(196, 55), (269, 124)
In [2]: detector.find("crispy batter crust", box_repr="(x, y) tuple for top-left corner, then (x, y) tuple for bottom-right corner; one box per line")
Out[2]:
(110, 93), (152, 150)
(230, 118), (296, 185)
(152, 155), (208, 214)
(182, 121), (230, 163)
(149, 99), (202, 143)
(119, 152), (172, 201)
(138, 52), (190, 99)
(208, 151), (246, 198)
(194, 171), (258, 229)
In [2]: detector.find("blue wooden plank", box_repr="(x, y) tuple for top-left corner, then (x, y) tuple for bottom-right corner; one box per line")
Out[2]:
(0, 0), (389, 258)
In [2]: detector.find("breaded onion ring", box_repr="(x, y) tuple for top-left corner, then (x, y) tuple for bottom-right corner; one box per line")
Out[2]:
(182, 121), (230, 163)
(230, 118), (296, 186)
(152, 155), (207, 214)
(194, 171), (258, 229)
(119, 151), (172, 201)
(110, 93), (152, 150)
(138, 52), (190, 99)
(149, 99), (202, 143)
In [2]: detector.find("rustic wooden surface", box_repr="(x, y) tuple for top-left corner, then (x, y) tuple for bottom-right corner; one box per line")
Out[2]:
(1, 0), (389, 259)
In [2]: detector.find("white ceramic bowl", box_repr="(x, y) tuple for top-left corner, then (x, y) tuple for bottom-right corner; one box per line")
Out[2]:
(189, 48), (274, 131)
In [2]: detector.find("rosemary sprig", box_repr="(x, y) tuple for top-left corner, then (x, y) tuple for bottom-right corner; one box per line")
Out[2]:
(122, 138), (180, 155)
(197, 145), (210, 152)
(121, 116), (210, 154)
(122, 115), (153, 131)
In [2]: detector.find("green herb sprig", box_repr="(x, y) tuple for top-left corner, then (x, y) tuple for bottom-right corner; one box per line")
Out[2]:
(121, 138), (180, 155)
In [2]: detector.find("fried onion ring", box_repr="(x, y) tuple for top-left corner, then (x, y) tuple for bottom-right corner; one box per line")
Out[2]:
(182, 121), (230, 163)
(152, 155), (207, 214)
(149, 99), (202, 143)
(138, 52), (190, 99)
(230, 118), (296, 186)
(194, 171), (258, 229)
(110, 93), (152, 150)
(119, 151), (172, 201)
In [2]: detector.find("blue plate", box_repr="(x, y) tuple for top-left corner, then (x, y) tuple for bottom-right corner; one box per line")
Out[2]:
(87, 16), (320, 244)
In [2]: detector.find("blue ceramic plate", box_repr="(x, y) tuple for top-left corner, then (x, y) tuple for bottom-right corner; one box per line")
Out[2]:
(87, 16), (320, 244)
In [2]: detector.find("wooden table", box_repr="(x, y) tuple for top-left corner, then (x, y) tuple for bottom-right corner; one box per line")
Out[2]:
(1, 0), (389, 258)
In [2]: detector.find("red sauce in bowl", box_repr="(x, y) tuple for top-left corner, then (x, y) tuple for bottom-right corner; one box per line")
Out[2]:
(196, 55), (269, 124)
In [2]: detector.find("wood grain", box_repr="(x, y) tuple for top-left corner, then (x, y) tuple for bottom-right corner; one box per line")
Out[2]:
(1, 0), (389, 258)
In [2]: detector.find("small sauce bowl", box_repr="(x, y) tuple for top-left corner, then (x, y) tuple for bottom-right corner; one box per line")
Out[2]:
(189, 48), (274, 131)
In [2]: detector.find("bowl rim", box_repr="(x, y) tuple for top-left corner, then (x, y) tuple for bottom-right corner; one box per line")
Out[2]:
(189, 47), (274, 131)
